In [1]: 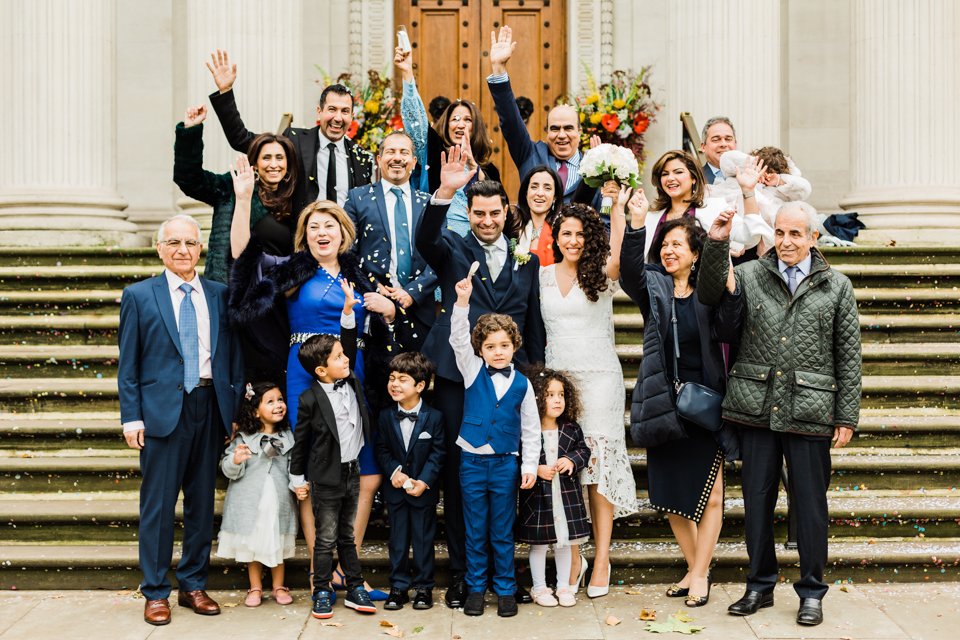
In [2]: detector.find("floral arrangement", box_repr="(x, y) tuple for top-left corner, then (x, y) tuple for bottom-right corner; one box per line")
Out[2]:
(575, 66), (660, 168)
(579, 143), (641, 216)
(315, 67), (404, 153)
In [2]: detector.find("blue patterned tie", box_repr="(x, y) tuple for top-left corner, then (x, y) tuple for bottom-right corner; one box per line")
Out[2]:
(785, 265), (799, 295)
(391, 187), (412, 285)
(178, 283), (200, 392)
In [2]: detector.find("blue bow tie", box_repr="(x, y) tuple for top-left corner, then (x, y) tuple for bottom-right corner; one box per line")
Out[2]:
(397, 409), (418, 422)
(486, 365), (512, 378)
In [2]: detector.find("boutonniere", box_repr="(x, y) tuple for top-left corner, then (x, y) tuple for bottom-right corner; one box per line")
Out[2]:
(509, 238), (531, 271)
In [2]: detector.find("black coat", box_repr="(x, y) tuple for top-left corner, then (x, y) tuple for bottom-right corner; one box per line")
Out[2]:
(209, 89), (373, 218)
(414, 201), (546, 382)
(375, 402), (446, 507)
(619, 226), (741, 459)
(516, 422), (592, 545)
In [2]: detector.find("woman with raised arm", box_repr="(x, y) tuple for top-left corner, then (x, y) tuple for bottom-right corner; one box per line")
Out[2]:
(538, 183), (637, 599)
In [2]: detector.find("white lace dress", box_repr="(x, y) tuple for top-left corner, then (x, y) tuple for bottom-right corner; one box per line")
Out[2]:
(539, 265), (638, 519)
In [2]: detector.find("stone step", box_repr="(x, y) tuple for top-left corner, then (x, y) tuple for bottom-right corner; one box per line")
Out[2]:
(0, 290), (123, 315)
(0, 247), (161, 267)
(3, 446), (958, 492)
(2, 537), (957, 589)
(2, 489), (955, 543)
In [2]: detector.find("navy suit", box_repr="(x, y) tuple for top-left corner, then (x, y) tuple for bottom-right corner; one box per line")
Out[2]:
(414, 199), (545, 579)
(375, 402), (445, 590)
(117, 274), (243, 601)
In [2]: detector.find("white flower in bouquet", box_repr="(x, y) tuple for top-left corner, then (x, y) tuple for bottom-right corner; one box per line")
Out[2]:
(579, 143), (640, 216)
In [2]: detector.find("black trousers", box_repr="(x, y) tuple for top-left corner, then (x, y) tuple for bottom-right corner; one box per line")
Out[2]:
(740, 426), (832, 600)
(311, 462), (362, 594)
(386, 500), (437, 590)
(432, 375), (467, 578)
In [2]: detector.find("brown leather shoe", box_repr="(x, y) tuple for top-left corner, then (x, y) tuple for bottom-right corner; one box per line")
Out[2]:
(144, 598), (171, 625)
(177, 589), (221, 615)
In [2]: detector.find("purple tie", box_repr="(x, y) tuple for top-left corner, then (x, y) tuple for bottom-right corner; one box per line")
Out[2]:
(556, 160), (569, 193)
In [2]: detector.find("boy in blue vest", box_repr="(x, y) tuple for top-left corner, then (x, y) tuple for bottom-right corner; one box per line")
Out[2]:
(449, 274), (539, 617)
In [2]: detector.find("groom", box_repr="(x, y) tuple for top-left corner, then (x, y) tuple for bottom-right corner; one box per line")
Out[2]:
(415, 146), (545, 608)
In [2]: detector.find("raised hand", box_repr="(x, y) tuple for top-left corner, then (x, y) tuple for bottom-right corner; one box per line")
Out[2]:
(205, 49), (237, 94)
(601, 179), (621, 205)
(736, 155), (767, 193)
(184, 105), (207, 127)
(589, 134), (602, 149)
(437, 145), (478, 199)
(454, 275), (473, 307)
(340, 279), (361, 315)
(393, 46), (414, 82)
(489, 26), (517, 74)
(625, 187), (649, 227)
(230, 154), (255, 200)
(708, 209), (735, 242)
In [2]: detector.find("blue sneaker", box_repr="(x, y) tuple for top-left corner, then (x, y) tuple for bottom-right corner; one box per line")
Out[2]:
(345, 585), (376, 614)
(367, 588), (389, 601)
(312, 590), (333, 619)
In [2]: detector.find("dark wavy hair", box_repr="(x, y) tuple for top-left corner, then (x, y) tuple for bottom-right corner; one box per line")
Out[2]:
(434, 99), (493, 165)
(528, 366), (582, 423)
(234, 381), (288, 436)
(248, 133), (299, 220)
(465, 179), (509, 210)
(551, 203), (610, 302)
(647, 217), (707, 285)
(388, 352), (434, 387)
(651, 150), (706, 213)
(319, 83), (354, 108)
(511, 165), (563, 239)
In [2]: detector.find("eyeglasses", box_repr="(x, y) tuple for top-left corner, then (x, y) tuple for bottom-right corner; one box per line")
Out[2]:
(161, 239), (201, 249)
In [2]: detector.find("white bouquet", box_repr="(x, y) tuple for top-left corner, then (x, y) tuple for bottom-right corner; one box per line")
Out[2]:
(579, 143), (641, 216)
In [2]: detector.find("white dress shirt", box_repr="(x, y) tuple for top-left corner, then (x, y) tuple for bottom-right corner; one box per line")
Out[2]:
(778, 254), (813, 289)
(473, 231), (508, 277)
(448, 304), (540, 476)
(383, 180), (413, 284)
(316, 132), (350, 207)
(389, 398), (424, 481)
(122, 270), (211, 434)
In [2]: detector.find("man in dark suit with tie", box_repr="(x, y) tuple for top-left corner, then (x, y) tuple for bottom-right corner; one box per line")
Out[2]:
(205, 49), (373, 214)
(118, 214), (244, 626)
(486, 26), (597, 206)
(344, 131), (437, 359)
(415, 145), (546, 608)
(700, 116), (738, 186)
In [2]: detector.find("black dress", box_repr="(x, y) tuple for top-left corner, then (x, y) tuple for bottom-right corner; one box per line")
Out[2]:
(645, 294), (724, 523)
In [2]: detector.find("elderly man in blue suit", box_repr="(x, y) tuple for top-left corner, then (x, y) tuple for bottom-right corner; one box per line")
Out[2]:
(119, 214), (243, 626)
(486, 26), (597, 206)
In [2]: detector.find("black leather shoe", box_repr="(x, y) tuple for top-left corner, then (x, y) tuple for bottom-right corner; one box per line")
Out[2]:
(497, 594), (518, 617)
(797, 598), (823, 626)
(412, 588), (433, 610)
(727, 590), (774, 616)
(445, 580), (466, 608)
(463, 591), (485, 616)
(514, 586), (532, 604)
(383, 588), (409, 611)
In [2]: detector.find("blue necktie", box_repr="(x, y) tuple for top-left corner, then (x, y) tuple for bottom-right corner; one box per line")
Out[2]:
(785, 266), (799, 295)
(178, 283), (200, 392)
(391, 187), (412, 285)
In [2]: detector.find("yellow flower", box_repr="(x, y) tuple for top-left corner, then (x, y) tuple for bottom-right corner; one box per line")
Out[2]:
(586, 93), (600, 105)
(589, 113), (603, 125)
(364, 100), (380, 114)
(613, 98), (626, 109)
(579, 112), (586, 123)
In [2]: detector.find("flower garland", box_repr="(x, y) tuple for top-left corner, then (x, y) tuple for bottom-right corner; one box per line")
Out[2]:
(315, 67), (404, 154)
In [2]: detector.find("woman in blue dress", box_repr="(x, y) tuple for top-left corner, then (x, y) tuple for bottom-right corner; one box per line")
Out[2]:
(230, 181), (398, 598)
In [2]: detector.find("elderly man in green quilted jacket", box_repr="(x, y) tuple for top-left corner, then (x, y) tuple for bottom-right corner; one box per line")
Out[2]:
(698, 201), (861, 628)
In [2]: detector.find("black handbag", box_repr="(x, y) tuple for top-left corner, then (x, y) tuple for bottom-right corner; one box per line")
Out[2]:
(671, 298), (724, 432)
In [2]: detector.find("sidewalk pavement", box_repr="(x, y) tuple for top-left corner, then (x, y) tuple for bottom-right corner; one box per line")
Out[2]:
(0, 583), (957, 640)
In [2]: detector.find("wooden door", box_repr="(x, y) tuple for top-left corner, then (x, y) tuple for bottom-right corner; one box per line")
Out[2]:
(395, 0), (566, 200)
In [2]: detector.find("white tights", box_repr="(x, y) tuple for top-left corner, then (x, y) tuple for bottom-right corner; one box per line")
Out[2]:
(529, 544), (573, 591)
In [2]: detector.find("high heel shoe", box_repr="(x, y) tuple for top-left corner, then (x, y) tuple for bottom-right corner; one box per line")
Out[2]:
(684, 573), (712, 608)
(571, 554), (588, 594)
(665, 583), (689, 598)
(586, 562), (610, 599)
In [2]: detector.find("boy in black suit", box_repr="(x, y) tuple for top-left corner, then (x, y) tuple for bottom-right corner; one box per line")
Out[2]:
(376, 353), (445, 611)
(289, 283), (377, 621)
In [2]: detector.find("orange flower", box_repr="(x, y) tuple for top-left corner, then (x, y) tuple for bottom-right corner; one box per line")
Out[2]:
(633, 114), (650, 135)
(601, 113), (620, 133)
(346, 120), (360, 139)
(389, 114), (404, 131)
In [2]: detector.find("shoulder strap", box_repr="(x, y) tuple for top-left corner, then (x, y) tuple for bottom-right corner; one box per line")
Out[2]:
(671, 298), (681, 393)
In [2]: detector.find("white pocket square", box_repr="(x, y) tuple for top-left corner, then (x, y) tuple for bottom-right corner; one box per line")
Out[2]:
(417, 432), (432, 440)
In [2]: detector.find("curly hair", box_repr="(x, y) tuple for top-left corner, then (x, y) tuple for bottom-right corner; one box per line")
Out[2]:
(470, 313), (522, 355)
(234, 381), (288, 436)
(528, 366), (582, 423)
(751, 146), (789, 174)
(551, 203), (610, 302)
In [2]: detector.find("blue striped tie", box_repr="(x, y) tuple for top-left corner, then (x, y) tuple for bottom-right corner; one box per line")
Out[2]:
(178, 283), (200, 392)
(391, 187), (412, 285)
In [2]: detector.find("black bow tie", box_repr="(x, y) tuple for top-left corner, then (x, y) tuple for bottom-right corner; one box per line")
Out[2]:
(333, 379), (348, 390)
(397, 409), (418, 422)
(486, 365), (512, 378)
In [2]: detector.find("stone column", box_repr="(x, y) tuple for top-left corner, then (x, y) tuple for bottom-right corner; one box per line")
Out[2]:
(0, 0), (141, 247)
(840, 0), (960, 245)
(180, 0), (305, 231)
(666, 0), (782, 151)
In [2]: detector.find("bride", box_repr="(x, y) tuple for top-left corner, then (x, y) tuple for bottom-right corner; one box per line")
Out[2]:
(539, 182), (639, 598)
